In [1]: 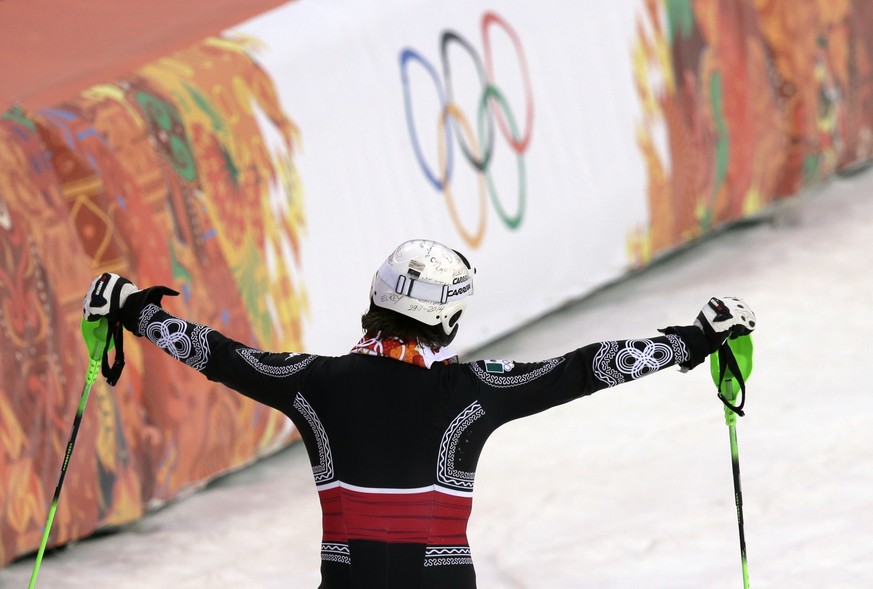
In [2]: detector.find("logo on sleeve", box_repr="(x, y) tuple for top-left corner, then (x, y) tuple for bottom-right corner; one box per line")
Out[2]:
(484, 359), (514, 374)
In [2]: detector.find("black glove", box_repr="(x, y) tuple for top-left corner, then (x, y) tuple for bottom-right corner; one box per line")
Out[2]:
(121, 286), (180, 335)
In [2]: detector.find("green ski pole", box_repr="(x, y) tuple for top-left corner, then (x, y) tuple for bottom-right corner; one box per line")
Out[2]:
(28, 316), (110, 589)
(710, 334), (753, 589)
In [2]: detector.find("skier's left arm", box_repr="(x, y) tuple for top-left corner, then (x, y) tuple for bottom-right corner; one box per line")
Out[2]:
(473, 297), (756, 424)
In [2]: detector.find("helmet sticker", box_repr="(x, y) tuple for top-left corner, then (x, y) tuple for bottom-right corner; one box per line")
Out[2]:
(407, 259), (425, 278)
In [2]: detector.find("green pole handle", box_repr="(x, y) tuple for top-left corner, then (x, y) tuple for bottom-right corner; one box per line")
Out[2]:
(710, 335), (753, 424)
(80, 316), (112, 383)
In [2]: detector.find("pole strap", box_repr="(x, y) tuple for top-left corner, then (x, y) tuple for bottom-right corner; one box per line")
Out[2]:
(100, 285), (126, 386)
(716, 342), (746, 417)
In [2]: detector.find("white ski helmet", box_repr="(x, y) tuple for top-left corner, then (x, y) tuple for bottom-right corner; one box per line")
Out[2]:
(370, 239), (475, 337)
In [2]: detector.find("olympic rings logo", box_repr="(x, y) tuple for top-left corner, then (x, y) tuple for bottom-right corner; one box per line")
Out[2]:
(400, 11), (534, 248)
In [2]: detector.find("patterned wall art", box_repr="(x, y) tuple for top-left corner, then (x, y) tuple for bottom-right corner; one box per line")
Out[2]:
(0, 35), (305, 566)
(628, 0), (873, 265)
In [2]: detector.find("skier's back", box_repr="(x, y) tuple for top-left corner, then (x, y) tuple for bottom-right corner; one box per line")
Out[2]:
(84, 239), (756, 588)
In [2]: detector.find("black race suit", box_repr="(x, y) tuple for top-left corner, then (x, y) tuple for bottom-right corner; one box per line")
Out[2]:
(124, 298), (710, 589)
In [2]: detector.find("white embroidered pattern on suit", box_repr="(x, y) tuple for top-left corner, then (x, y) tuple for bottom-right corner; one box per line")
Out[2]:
(293, 393), (334, 483)
(593, 339), (675, 386)
(321, 543), (351, 565)
(142, 305), (212, 371)
(470, 357), (564, 388)
(424, 546), (473, 567)
(437, 402), (485, 491)
(236, 348), (316, 376)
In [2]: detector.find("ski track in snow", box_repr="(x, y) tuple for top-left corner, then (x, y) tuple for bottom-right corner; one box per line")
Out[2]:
(3, 170), (873, 588)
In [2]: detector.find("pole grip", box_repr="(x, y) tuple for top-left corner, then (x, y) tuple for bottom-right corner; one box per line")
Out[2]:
(710, 334), (753, 417)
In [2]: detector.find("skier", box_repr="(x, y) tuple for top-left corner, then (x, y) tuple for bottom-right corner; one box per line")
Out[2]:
(83, 238), (756, 589)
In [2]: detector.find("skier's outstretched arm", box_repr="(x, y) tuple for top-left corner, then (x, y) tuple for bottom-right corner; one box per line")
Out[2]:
(83, 273), (313, 415)
(468, 297), (756, 424)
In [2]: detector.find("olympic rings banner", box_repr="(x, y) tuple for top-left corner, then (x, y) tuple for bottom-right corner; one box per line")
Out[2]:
(399, 12), (534, 249)
(3, 0), (873, 568)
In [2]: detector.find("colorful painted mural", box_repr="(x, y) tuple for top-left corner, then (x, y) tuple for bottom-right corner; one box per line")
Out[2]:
(628, 0), (873, 265)
(0, 35), (304, 566)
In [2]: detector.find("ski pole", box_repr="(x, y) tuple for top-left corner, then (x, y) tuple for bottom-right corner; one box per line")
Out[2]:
(28, 316), (110, 589)
(710, 334), (753, 589)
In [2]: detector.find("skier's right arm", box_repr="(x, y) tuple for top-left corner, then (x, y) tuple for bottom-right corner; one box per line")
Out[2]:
(83, 273), (311, 414)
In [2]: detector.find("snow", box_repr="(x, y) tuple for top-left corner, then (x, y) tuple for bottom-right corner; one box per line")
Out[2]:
(3, 170), (873, 588)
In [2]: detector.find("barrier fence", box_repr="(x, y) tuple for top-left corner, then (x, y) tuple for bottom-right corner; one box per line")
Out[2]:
(1, 0), (871, 567)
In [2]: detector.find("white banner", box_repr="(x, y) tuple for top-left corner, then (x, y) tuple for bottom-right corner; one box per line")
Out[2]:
(235, 0), (649, 354)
